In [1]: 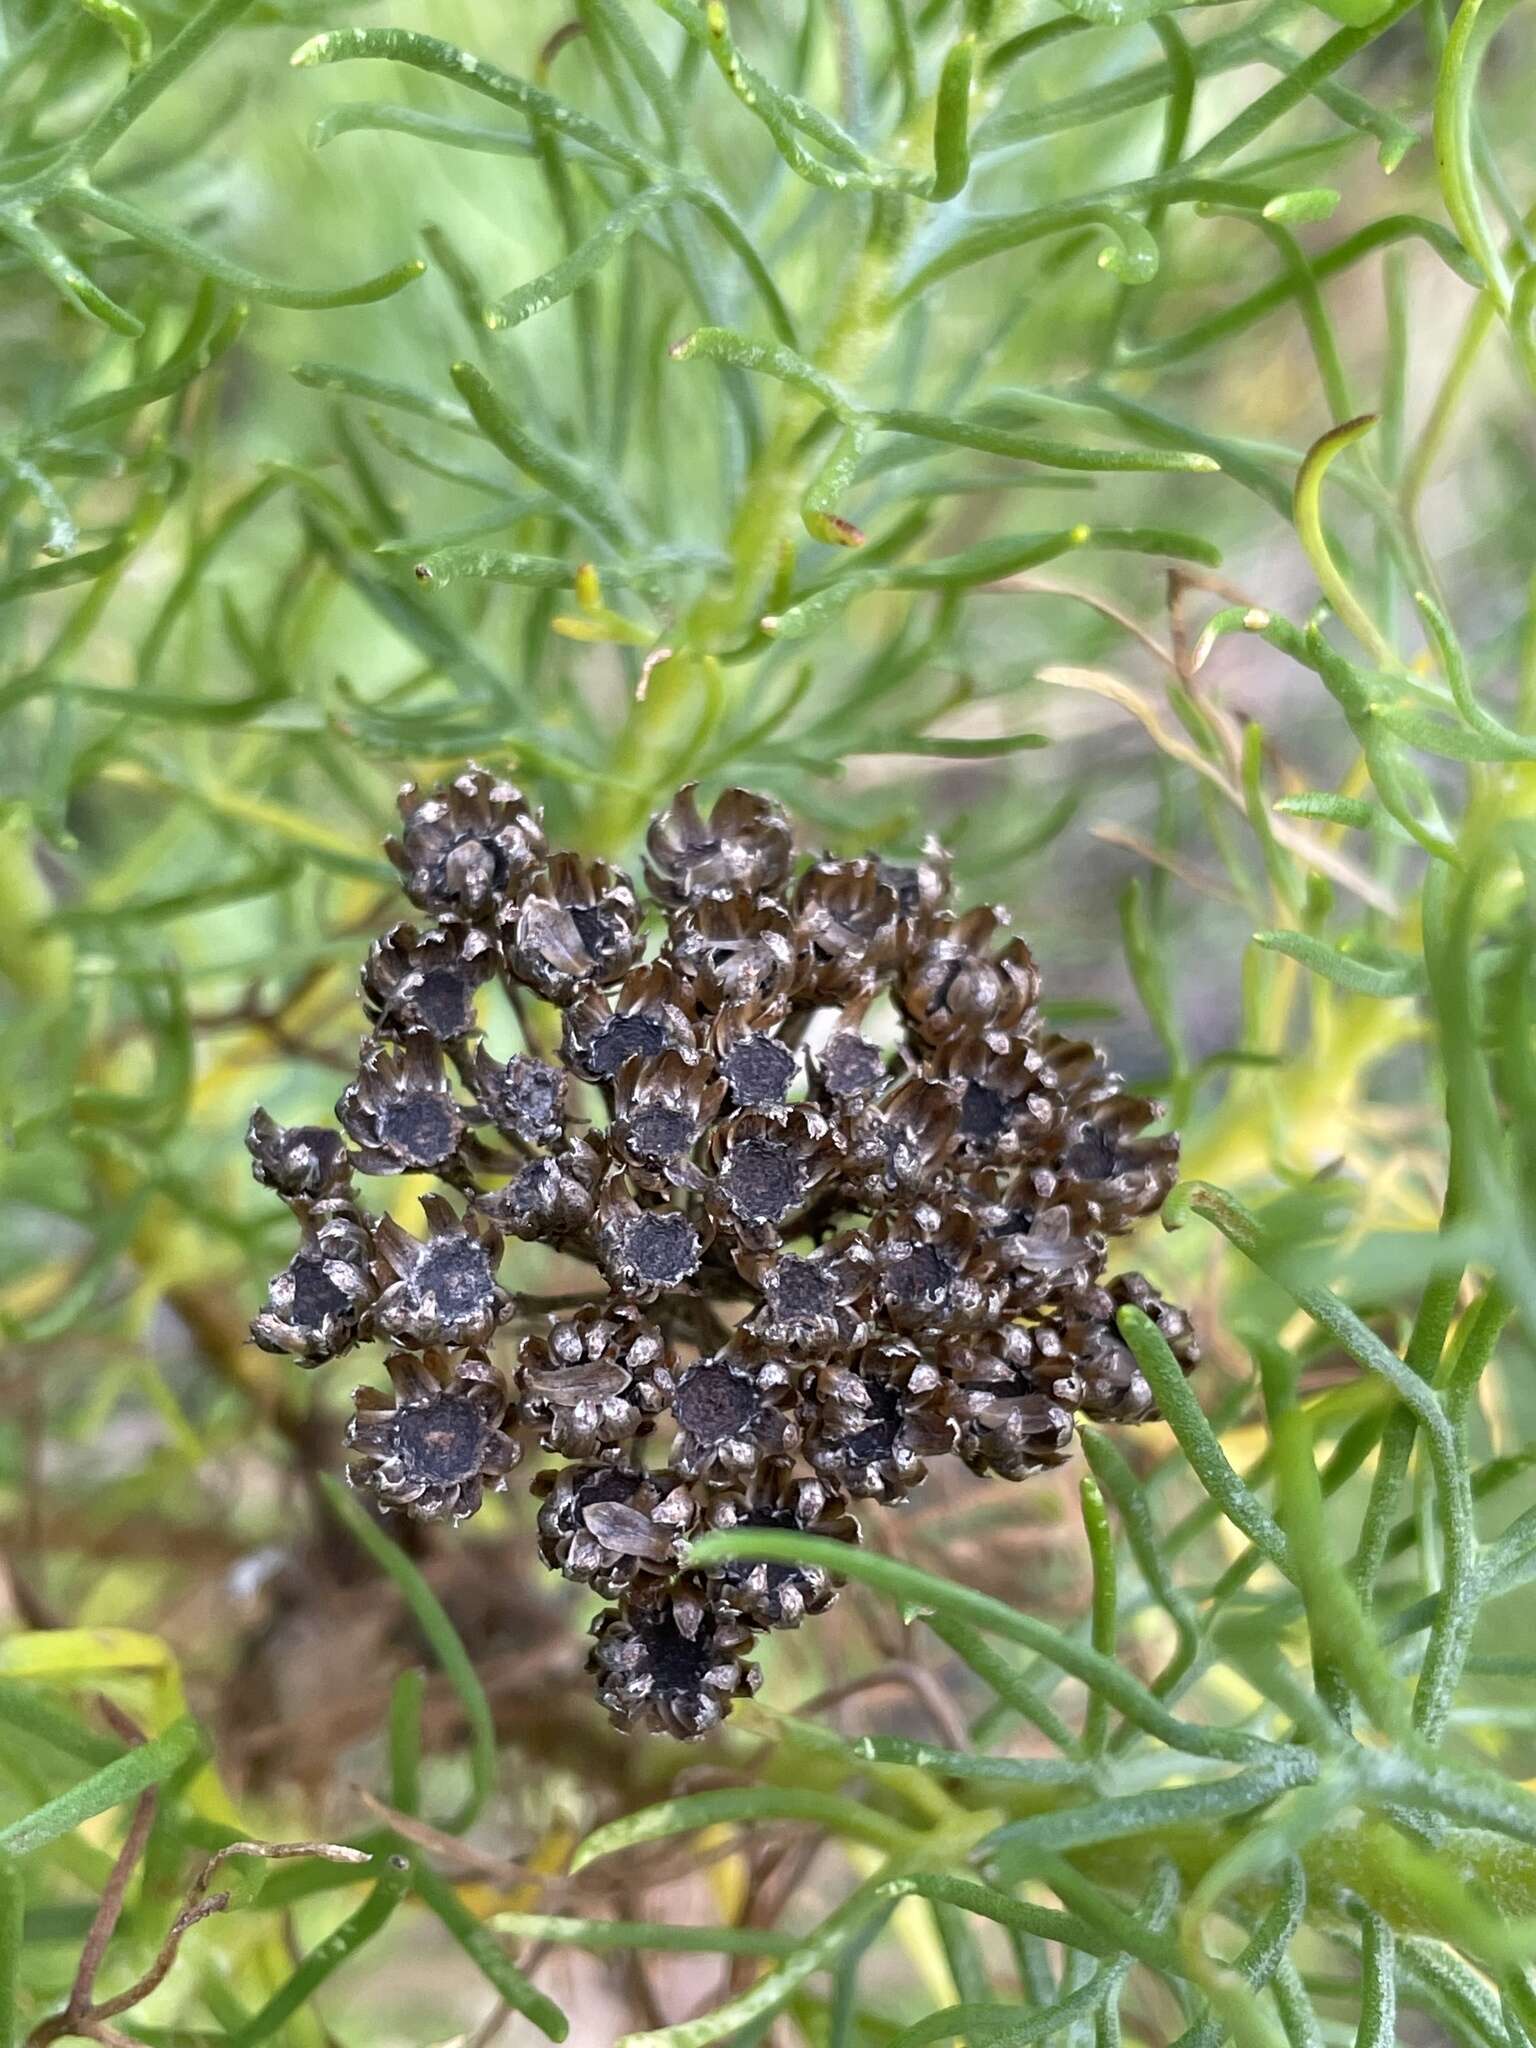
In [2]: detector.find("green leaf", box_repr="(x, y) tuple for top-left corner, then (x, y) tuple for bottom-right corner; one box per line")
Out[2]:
(491, 1913), (798, 1957)
(412, 1861), (568, 2039)
(1308, 0), (1404, 26)
(685, 1530), (1284, 1762)
(1273, 792), (1383, 829)
(290, 25), (653, 175)
(489, 186), (678, 331)
(62, 185), (426, 307)
(1253, 929), (1423, 997)
(764, 523), (1218, 638)
(0, 1717), (203, 1860)
(572, 1788), (914, 1873)
(929, 36), (975, 202)
(450, 360), (636, 554)
(0, 1857), (21, 2048)
(225, 1856), (414, 2047)
(320, 1476), (496, 1834)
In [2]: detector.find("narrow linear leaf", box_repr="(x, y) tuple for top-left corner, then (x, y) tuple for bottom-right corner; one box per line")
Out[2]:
(450, 360), (635, 553)
(320, 1476), (495, 1834)
(1253, 930), (1423, 997)
(572, 1788), (912, 1873)
(225, 1857), (413, 2048)
(0, 1718), (203, 1859)
(413, 1861), (569, 2040)
(64, 185), (426, 307)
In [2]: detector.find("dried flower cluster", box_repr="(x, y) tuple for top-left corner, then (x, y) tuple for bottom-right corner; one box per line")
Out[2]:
(248, 770), (1197, 1739)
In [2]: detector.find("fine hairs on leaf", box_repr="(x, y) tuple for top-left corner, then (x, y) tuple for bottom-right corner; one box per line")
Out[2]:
(1, 1), (1534, 2046)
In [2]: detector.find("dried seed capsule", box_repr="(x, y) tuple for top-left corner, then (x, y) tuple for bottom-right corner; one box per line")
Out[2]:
(899, 906), (1040, 1045)
(668, 893), (802, 1009)
(500, 853), (644, 1003)
(337, 1035), (469, 1179)
(707, 1106), (838, 1251)
(644, 783), (794, 908)
(466, 1046), (568, 1151)
(702, 1467), (859, 1628)
(252, 1204), (375, 1364)
(1061, 1271), (1201, 1424)
(246, 1107), (353, 1203)
(361, 920), (497, 1044)
(588, 1576), (761, 1738)
(878, 839), (952, 934)
(711, 997), (799, 1109)
(661, 1337), (800, 1484)
(792, 857), (903, 1004)
(386, 766), (546, 919)
(609, 1049), (726, 1191)
(477, 1136), (605, 1244)
(534, 1461), (695, 1595)
(737, 1233), (873, 1358)
(595, 1186), (709, 1298)
(868, 1201), (1001, 1334)
(942, 1326), (1078, 1480)
(842, 1074), (960, 1200)
(517, 1306), (671, 1461)
(985, 1195), (1107, 1316)
(930, 1031), (1059, 1168)
(804, 1339), (956, 1502)
(372, 1195), (511, 1351)
(347, 1348), (519, 1523)
(1051, 1092), (1181, 1236)
(562, 962), (698, 1084)
(808, 1023), (890, 1108)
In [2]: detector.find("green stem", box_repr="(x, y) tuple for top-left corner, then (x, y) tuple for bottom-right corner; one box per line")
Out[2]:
(1080, 1478), (1117, 1757)
(0, 1858), (21, 2048)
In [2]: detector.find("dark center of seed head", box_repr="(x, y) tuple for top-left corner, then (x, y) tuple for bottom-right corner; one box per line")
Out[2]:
(627, 1106), (694, 1160)
(394, 1395), (485, 1484)
(501, 1060), (562, 1139)
(591, 1012), (667, 1077)
(674, 1364), (759, 1443)
(627, 1211), (700, 1284)
(959, 1080), (1008, 1143)
(771, 1257), (834, 1321)
(843, 1380), (902, 1462)
(574, 1466), (639, 1518)
(569, 901), (621, 962)
(724, 1136), (802, 1221)
(411, 967), (475, 1040)
(380, 1092), (459, 1166)
(885, 1241), (950, 1304)
(879, 861), (921, 917)
(723, 1507), (808, 1601)
(1065, 1124), (1119, 1181)
(418, 1237), (492, 1317)
(821, 1034), (884, 1097)
(289, 1257), (350, 1325)
(723, 1034), (796, 1107)
(274, 1128), (344, 1193)
(638, 1615), (712, 1695)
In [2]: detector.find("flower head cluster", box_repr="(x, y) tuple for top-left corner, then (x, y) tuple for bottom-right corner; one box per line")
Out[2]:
(248, 769), (1197, 1739)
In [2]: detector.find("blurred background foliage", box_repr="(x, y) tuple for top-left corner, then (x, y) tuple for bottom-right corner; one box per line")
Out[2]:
(2, 0), (1536, 2041)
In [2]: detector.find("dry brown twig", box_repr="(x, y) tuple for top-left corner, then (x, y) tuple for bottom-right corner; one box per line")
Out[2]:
(26, 1835), (373, 2048)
